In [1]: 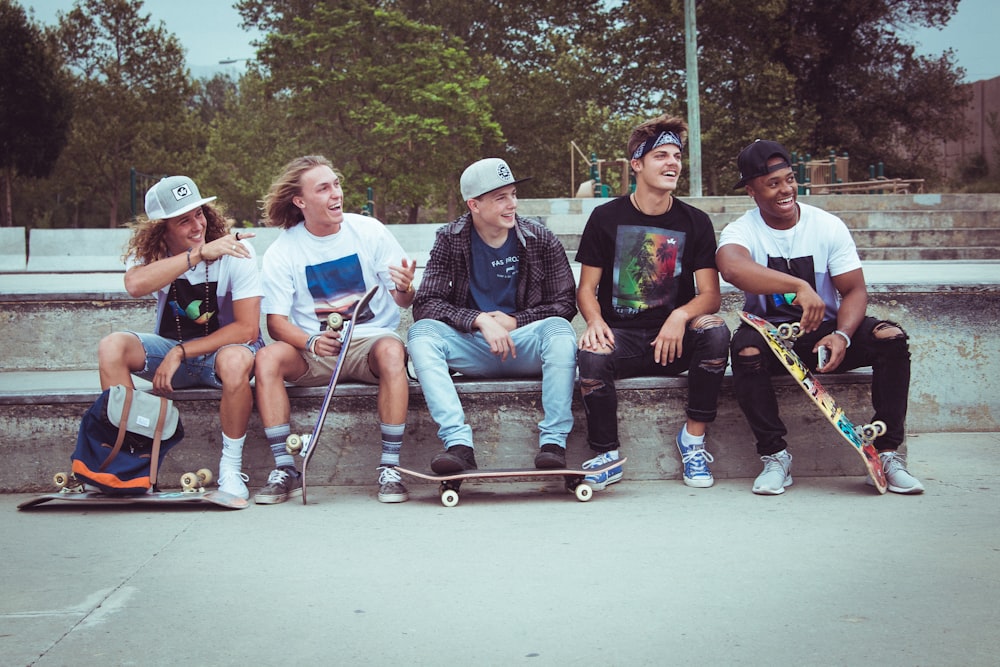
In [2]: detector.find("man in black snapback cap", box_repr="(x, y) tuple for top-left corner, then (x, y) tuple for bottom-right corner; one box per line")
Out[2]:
(718, 139), (923, 496)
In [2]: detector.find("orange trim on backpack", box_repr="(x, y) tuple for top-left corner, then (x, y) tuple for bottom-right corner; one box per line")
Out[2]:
(72, 460), (150, 490)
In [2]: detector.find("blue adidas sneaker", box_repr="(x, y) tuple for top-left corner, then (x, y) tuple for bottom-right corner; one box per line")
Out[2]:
(582, 450), (623, 490)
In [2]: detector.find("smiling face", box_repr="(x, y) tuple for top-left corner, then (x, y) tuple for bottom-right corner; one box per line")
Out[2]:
(163, 206), (207, 255)
(632, 142), (683, 195)
(295, 165), (345, 233)
(746, 157), (799, 228)
(468, 184), (518, 243)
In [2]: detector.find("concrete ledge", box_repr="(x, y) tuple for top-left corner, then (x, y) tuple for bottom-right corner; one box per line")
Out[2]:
(26, 228), (132, 272)
(0, 369), (879, 493)
(0, 228), (26, 272)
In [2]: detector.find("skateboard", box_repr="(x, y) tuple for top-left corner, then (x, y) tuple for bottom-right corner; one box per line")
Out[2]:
(739, 311), (888, 493)
(18, 469), (249, 510)
(285, 285), (379, 505)
(395, 457), (627, 507)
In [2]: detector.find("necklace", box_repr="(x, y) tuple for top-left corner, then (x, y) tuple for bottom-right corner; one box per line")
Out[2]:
(766, 206), (801, 270)
(170, 260), (212, 343)
(631, 192), (673, 216)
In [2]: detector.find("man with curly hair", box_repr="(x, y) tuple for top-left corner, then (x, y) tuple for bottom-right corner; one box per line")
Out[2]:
(97, 176), (263, 499)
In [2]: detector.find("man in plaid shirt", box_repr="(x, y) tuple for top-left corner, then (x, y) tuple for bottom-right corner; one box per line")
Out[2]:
(407, 158), (578, 472)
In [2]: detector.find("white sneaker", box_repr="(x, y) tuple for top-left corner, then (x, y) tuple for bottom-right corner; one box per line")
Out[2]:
(876, 451), (924, 494)
(753, 450), (793, 495)
(218, 469), (250, 500)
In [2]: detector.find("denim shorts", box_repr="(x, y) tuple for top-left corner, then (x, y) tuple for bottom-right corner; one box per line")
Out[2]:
(130, 332), (263, 389)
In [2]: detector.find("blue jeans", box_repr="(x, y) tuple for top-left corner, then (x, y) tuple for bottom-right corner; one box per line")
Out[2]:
(731, 316), (910, 455)
(131, 332), (262, 388)
(577, 319), (731, 451)
(407, 317), (577, 448)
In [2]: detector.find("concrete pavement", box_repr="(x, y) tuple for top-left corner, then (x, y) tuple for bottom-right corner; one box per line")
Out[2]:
(3, 431), (998, 666)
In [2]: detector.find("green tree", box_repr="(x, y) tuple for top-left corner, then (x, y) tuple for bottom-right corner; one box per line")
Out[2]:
(238, 0), (503, 223)
(53, 0), (199, 227)
(0, 0), (71, 227)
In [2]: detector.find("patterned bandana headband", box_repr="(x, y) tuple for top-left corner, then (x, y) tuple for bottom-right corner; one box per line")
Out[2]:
(632, 131), (684, 160)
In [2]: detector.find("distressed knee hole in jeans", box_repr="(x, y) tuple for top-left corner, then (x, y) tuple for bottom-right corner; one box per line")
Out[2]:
(579, 377), (604, 398)
(735, 349), (766, 374)
(873, 320), (907, 341)
(699, 357), (728, 374)
(691, 314), (726, 331)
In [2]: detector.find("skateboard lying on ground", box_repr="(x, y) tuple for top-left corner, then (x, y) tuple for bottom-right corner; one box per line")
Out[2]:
(395, 457), (627, 507)
(739, 311), (888, 493)
(285, 285), (379, 505)
(18, 468), (249, 510)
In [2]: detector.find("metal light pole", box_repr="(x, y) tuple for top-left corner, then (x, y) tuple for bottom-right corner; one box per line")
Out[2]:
(685, 0), (703, 197)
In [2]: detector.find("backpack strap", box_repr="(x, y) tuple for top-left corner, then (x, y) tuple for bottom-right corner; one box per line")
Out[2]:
(99, 386), (134, 472)
(147, 396), (169, 487)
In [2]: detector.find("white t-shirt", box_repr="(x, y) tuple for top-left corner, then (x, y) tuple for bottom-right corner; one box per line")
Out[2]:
(718, 202), (861, 322)
(261, 214), (404, 336)
(128, 239), (262, 335)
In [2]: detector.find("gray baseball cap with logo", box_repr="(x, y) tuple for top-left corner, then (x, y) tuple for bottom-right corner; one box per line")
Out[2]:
(144, 176), (217, 220)
(460, 158), (532, 201)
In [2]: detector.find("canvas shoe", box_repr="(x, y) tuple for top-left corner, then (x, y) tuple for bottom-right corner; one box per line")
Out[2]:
(870, 451), (925, 494)
(377, 466), (409, 503)
(218, 468), (250, 500)
(753, 450), (793, 495)
(675, 428), (715, 488)
(430, 445), (477, 473)
(582, 450), (623, 490)
(534, 444), (567, 469)
(253, 466), (302, 504)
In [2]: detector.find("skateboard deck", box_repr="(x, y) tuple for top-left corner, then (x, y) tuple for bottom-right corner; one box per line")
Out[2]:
(18, 488), (249, 510)
(395, 457), (627, 507)
(739, 311), (888, 493)
(288, 285), (379, 505)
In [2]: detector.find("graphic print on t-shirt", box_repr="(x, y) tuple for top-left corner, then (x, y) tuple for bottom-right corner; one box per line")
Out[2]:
(163, 278), (219, 341)
(612, 225), (685, 318)
(765, 254), (816, 320)
(469, 229), (518, 313)
(305, 254), (368, 324)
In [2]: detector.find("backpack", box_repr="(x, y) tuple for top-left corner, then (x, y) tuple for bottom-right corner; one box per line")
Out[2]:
(70, 385), (184, 494)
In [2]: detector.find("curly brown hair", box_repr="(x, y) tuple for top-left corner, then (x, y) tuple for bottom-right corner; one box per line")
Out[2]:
(122, 203), (231, 265)
(263, 155), (343, 229)
(627, 114), (688, 161)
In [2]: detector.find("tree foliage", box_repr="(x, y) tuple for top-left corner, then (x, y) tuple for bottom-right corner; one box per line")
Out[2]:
(0, 0), (71, 226)
(53, 0), (199, 226)
(5, 0), (981, 229)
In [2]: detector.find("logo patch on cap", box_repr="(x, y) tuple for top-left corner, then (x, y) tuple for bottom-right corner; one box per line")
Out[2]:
(172, 184), (192, 201)
(496, 163), (513, 181)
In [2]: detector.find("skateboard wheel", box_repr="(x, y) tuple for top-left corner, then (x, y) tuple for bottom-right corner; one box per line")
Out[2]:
(180, 472), (200, 491)
(872, 420), (887, 437)
(286, 433), (304, 454)
(327, 312), (344, 331)
(777, 323), (800, 340)
(53, 472), (70, 489)
(574, 484), (594, 502)
(440, 489), (460, 507)
(197, 468), (213, 485)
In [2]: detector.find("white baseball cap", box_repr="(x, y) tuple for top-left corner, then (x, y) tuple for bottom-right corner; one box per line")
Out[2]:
(144, 175), (217, 220)
(460, 158), (532, 200)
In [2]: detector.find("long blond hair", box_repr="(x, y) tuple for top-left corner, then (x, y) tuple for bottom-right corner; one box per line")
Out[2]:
(123, 203), (230, 264)
(264, 155), (343, 229)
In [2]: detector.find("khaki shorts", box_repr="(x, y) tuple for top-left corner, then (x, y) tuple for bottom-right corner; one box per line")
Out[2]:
(292, 333), (403, 386)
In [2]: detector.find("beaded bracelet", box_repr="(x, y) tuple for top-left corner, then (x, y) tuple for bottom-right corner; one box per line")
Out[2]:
(833, 330), (852, 348)
(186, 247), (195, 272)
(178, 344), (188, 361)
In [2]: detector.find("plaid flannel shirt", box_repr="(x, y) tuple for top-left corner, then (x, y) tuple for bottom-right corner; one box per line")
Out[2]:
(412, 213), (577, 332)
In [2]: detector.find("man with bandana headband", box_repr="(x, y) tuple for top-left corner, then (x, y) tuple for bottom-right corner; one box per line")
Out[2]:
(575, 115), (730, 490)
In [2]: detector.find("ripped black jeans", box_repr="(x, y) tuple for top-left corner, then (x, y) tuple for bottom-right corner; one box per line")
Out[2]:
(731, 316), (910, 456)
(578, 317), (731, 451)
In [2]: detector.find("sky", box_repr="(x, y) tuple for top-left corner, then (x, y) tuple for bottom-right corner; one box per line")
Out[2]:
(22, 0), (1000, 83)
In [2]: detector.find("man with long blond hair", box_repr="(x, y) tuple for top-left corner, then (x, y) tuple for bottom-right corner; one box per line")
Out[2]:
(253, 156), (417, 504)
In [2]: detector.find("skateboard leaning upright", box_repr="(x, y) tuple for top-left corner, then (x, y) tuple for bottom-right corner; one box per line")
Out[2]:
(395, 457), (628, 507)
(285, 285), (379, 504)
(739, 310), (888, 493)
